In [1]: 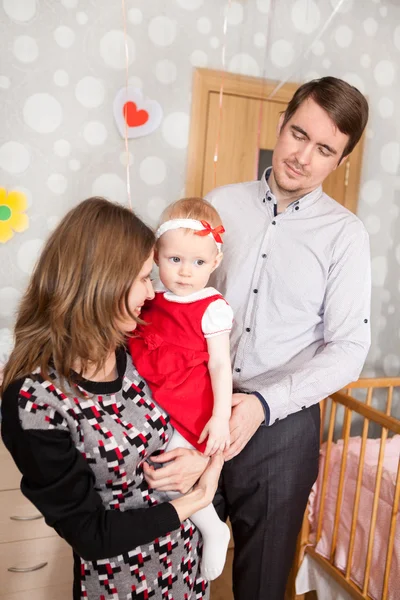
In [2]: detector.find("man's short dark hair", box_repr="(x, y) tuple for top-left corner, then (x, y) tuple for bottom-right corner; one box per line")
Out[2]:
(281, 76), (369, 160)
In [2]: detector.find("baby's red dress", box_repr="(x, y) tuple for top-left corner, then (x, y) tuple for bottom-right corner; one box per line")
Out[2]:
(128, 286), (232, 452)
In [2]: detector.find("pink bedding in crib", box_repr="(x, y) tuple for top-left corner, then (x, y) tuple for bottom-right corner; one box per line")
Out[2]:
(308, 435), (400, 600)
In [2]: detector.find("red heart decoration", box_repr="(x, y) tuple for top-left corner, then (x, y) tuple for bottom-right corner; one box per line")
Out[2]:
(123, 102), (149, 127)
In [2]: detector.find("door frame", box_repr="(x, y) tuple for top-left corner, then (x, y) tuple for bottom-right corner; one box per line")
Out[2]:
(186, 68), (297, 197)
(185, 68), (365, 214)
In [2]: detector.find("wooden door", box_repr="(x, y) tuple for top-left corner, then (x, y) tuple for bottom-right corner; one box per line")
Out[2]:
(186, 68), (365, 214)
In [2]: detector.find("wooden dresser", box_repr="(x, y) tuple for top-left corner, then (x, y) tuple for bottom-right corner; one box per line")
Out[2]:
(0, 437), (73, 599)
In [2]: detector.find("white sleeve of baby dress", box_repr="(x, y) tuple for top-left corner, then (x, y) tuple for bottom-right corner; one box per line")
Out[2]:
(201, 299), (234, 338)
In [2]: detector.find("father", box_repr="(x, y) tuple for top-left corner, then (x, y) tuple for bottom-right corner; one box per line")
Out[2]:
(206, 76), (371, 599)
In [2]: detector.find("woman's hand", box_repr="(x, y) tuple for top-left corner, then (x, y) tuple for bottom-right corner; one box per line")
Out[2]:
(194, 452), (224, 503)
(170, 453), (224, 521)
(143, 447), (209, 494)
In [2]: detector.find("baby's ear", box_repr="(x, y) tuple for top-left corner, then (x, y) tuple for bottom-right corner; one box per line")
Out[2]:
(212, 251), (223, 271)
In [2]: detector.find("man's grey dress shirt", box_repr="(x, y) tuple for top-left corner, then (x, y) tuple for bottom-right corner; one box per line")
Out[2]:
(207, 168), (371, 425)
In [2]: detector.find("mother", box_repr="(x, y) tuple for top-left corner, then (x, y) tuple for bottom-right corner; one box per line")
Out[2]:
(1, 197), (222, 599)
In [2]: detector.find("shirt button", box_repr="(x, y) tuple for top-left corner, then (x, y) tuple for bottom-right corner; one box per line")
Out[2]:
(272, 221), (276, 225)
(262, 253), (267, 258)
(364, 319), (368, 323)
(295, 206), (299, 211)
(235, 367), (241, 373)
(253, 289), (258, 294)
(246, 327), (251, 332)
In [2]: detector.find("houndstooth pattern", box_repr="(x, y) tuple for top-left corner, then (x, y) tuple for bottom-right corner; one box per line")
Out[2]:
(17, 353), (209, 599)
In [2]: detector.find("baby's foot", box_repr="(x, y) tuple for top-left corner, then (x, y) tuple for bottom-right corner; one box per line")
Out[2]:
(200, 521), (230, 581)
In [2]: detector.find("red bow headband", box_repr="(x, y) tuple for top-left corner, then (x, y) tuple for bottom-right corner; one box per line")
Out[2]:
(194, 220), (225, 244)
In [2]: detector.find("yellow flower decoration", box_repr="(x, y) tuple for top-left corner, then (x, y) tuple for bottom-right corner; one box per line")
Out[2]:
(0, 188), (29, 244)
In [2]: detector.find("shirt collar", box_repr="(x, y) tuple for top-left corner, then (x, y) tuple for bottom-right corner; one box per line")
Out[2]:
(260, 167), (323, 212)
(153, 279), (220, 304)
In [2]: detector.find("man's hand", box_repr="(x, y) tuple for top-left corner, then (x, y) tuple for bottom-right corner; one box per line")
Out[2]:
(143, 447), (209, 494)
(224, 393), (264, 461)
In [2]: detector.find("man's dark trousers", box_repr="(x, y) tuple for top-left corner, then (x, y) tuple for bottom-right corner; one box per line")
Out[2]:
(214, 403), (320, 600)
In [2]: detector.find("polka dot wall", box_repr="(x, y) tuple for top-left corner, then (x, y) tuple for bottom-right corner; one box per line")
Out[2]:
(0, 1), (399, 392)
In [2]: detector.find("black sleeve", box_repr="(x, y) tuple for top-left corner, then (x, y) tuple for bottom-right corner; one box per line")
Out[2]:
(1, 379), (181, 562)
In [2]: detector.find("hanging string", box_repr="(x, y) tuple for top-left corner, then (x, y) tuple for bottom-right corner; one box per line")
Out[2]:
(213, 0), (232, 188)
(297, 0), (311, 86)
(121, 0), (132, 210)
(252, 0), (346, 181)
(253, 0), (276, 180)
(266, 0), (347, 101)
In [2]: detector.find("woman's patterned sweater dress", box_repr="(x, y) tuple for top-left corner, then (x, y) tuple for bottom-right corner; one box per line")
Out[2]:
(1, 349), (209, 600)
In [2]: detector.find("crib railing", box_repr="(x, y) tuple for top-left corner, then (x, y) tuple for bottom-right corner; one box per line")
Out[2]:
(287, 378), (400, 600)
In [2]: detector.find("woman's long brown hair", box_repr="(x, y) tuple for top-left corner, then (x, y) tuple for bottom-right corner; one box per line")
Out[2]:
(1, 197), (154, 393)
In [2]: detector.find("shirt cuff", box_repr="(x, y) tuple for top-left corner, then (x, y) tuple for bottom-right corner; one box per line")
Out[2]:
(252, 391), (270, 426)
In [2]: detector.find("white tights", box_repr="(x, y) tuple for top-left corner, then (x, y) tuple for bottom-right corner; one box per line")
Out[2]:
(165, 429), (230, 581)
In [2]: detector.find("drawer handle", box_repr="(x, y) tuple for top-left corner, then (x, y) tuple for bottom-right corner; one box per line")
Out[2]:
(7, 562), (47, 573)
(8, 562), (48, 573)
(10, 514), (43, 521)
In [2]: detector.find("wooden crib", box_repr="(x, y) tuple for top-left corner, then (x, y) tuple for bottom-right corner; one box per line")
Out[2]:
(287, 377), (400, 600)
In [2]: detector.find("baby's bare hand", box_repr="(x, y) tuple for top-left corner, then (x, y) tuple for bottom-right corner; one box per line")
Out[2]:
(198, 415), (230, 457)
